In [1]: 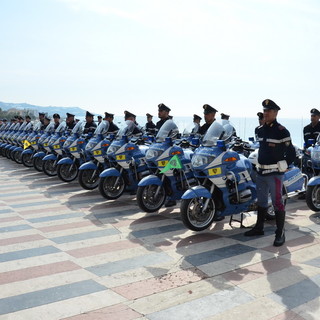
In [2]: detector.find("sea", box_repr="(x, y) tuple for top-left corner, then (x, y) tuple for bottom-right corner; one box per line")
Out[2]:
(111, 115), (309, 149)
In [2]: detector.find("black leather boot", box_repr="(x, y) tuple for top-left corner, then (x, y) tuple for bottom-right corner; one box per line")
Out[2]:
(273, 211), (286, 246)
(244, 206), (267, 236)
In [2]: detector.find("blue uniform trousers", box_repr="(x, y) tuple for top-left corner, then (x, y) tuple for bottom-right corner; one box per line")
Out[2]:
(256, 173), (285, 212)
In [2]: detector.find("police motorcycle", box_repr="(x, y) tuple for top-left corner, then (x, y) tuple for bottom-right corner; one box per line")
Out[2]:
(1, 122), (20, 158)
(42, 122), (69, 177)
(136, 120), (198, 212)
(20, 122), (43, 167)
(305, 135), (320, 211)
(56, 121), (90, 182)
(10, 121), (34, 164)
(78, 120), (113, 190)
(3, 122), (24, 160)
(32, 122), (56, 172)
(98, 120), (150, 199)
(0, 122), (14, 156)
(180, 121), (307, 231)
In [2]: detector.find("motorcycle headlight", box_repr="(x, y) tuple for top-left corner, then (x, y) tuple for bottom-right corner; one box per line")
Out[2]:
(146, 149), (163, 160)
(191, 154), (216, 168)
(85, 141), (97, 150)
(107, 145), (120, 155)
(311, 149), (320, 161)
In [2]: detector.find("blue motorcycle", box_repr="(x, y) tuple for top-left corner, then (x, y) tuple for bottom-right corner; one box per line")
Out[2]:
(32, 122), (55, 172)
(136, 120), (197, 212)
(305, 136), (320, 211)
(180, 121), (307, 231)
(42, 121), (69, 176)
(98, 120), (149, 199)
(78, 120), (113, 190)
(57, 121), (90, 182)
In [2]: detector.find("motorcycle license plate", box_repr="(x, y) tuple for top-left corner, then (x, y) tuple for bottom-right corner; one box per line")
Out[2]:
(53, 145), (60, 149)
(70, 147), (77, 152)
(116, 154), (126, 160)
(208, 167), (222, 175)
(158, 160), (169, 167)
(93, 150), (102, 155)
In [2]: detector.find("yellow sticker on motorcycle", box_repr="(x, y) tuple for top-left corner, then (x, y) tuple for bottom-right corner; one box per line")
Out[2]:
(208, 167), (222, 175)
(31, 141), (36, 145)
(53, 145), (60, 149)
(70, 147), (77, 152)
(93, 150), (102, 155)
(44, 143), (48, 147)
(116, 154), (126, 160)
(158, 160), (169, 167)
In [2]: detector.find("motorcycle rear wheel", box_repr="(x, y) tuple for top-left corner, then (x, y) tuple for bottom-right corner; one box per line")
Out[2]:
(98, 175), (125, 199)
(21, 152), (33, 167)
(33, 157), (44, 172)
(136, 184), (166, 213)
(306, 185), (320, 212)
(43, 159), (57, 176)
(57, 163), (78, 182)
(180, 197), (216, 231)
(78, 169), (100, 190)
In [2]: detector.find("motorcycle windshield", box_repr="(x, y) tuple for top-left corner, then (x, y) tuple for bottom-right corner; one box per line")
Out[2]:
(45, 123), (55, 133)
(182, 123), (199, 137)
(115, 120), (135, 140)
(94, 120), (110, 136)
(202, 121), (234, 146)
(71, 121), (84, 134)
(55, 121), (67, 133)
(155, 120), (179, 142)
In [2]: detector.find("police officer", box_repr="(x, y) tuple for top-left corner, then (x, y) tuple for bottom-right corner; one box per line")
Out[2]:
(124, 110), (143, 135)
(192, 114), (202, 133)
(83, 111), (97, 134)
(97, 115), (102, 124)
(198, 104), (218, 135)
(42, 116), (51, 130)
(221, 112), (237, 137)
(66, 112), (76, 130)
(244, 99), (296, 247)
(156, 103), (171, 130)
(39, 112), (45, 125)
(303, 108), (320, 147)
(52, 113), (60, 130)
(104, 112), (119, 132)
(145, 113), (156, 135)
(255, 112), (265, 139)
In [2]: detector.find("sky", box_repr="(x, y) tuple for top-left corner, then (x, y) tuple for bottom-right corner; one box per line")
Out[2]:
(1, 0), (320, 119)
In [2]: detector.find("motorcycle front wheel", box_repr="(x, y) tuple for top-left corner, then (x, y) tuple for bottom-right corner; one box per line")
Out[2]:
(98, 175), (125, 199)
(21, 152), (33, 167)
(57, 163), (78, 182)
(136, 184), (166, 213)
(78, 169), (100, 190)
(43, 159), (57, 176)
(13, 150), (23, 164)
(306, 185), (320, 212)
(33, 156), (44, 172)
(180, 197), (216, 231)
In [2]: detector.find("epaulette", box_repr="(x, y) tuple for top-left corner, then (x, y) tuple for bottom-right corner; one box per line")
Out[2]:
(278, 125), (285, 130)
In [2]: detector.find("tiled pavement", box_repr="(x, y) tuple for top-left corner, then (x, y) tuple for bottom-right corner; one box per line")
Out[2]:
(0, 158), (319, 320)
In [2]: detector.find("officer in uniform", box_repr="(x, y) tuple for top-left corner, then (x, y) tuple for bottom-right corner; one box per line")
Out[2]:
(156, 103), (171, 130)
(83, 111), (97, 134)
(124, 110), (143, 135)
(52, 113), (60, 130)
(66, 112), (76, 131)
(303, 108), (320, 147)
(39, 112), (45, 126)
(255, 112), (265, 138)
(145, 113), (156, 135)
(244, 99), (296, 247)
(192, 114), (202, 133)
(42, 116), (51, 131)
(104, 112), (119, 133)
(198, 104), (218, 135)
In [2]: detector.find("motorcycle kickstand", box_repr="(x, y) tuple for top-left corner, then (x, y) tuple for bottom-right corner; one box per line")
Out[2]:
(229, 213), (246, 229)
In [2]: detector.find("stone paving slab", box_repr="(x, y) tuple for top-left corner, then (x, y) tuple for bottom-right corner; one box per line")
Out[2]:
(0, 158), (319, 319)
